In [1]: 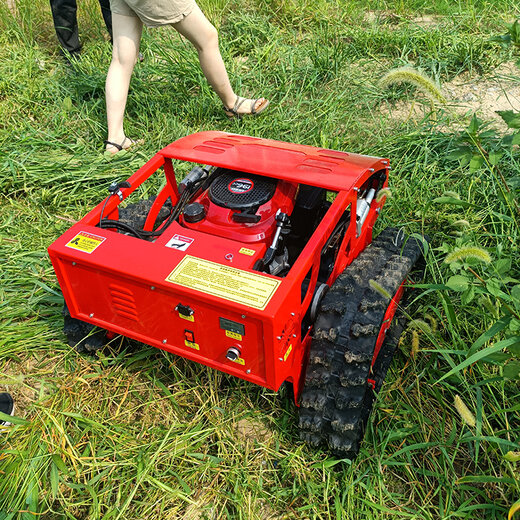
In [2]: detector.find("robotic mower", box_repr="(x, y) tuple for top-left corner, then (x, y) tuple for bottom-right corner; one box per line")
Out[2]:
(48, 131), (425, 457)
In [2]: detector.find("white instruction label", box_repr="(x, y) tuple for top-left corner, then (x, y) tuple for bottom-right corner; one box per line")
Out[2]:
(165, 234), (194, 251)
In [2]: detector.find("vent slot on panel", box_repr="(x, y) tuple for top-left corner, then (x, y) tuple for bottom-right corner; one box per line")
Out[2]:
(109, 284), (139, 321)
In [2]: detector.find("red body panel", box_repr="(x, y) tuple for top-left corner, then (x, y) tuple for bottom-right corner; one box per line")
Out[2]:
(48, 132), (389, 402)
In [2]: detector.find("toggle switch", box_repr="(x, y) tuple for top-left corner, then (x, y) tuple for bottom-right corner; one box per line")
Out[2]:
(184, 330), (195, 343)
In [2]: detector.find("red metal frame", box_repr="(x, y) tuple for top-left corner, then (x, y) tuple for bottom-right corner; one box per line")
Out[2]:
(48, 132), (390, 403)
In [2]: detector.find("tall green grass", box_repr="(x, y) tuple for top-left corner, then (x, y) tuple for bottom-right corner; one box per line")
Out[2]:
(0, 0), (519, 518)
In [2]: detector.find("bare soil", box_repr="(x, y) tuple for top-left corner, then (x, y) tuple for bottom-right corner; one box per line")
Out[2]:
(380, 62), (520, 131)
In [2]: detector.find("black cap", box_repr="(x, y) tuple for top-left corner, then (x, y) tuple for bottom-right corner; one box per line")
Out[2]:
(183, 203), (205, 223)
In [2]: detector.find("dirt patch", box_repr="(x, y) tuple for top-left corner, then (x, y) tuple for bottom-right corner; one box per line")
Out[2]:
(380, 62), (520, 131)
(235, 417), (273, 445)
(0, 354), (50, 417)
(444, 62), (520, 125)
(409, 15), (442, 27)
(363, 10), (400, 25)
(363, 11), (444, 28)
(181, 493), (216, 520)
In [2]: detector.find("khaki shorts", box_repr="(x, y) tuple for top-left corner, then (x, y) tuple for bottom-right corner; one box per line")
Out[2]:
(109, 0), (196, 27)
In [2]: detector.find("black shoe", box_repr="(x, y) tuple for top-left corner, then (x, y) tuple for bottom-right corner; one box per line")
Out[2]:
(0, 393), (14, 426)
(61, 49), (82, 67)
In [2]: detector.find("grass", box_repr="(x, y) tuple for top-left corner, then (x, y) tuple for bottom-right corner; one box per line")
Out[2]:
(0, 0), (519, 518)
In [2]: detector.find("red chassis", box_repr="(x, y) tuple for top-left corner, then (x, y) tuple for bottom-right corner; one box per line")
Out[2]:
(48, 131), (389, 403)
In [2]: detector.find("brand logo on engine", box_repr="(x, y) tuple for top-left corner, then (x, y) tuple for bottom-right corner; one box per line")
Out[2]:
(228, 178), (253, 194)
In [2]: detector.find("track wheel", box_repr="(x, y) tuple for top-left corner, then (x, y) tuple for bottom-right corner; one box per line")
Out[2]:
(63, 305), (106, 353)
(299, 227), (426, 458)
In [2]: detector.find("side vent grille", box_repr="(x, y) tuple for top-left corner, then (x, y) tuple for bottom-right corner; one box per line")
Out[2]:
(109, 284), (139, 322)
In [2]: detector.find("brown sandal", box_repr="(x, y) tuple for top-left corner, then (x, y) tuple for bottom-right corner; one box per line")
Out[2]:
(223, 96), (270, 119)
(104, 137), (141, 154)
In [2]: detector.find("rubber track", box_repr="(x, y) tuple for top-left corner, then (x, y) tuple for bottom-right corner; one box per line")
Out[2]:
(117, 196), (171, 238)
(299, 228), (425, 457)
(63, 305), (106, 353)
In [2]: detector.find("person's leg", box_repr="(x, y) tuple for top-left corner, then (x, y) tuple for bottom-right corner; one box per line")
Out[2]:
(105, 13), (142, 152)
(173, 5), (268, 115)
(98, 0), (113, 42)
(49, 0), (81, 55)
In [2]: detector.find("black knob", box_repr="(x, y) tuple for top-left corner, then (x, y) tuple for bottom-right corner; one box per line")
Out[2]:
(184, 203), (205, 223)
(226, 347), (240, 361)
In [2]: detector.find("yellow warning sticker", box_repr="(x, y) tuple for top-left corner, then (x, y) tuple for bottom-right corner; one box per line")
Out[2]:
(166, 256), (281, 310)
(179, 313), (194, 322)
(239, 248), (256, 256)
(283, 344), (293, 362)
(232, 357), (245, 365)
(65, 231), (106, 254)
(225, 330), (242, 340)
(185, 340), (200, 350)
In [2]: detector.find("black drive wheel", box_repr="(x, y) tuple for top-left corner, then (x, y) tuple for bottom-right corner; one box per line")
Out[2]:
(299, 227), (426, 458)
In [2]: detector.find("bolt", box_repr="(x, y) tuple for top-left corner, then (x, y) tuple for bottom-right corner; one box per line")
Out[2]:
(278, 357), (283, 362)
(72, 262), (76, 266)
(241, 315), (246, 319)
(382, 160), (388, 165)
(276, 336), (282, 340)
(246, 369), (251, 374)
(293, 334), (297, 338)
(376, 208), (380, 213)
(151, 286), (155, 291)
(369, 168), (375, 172)
(162, 339), (167, 344)
(89, 313), (94, 318)
(290, 312), (295, 316)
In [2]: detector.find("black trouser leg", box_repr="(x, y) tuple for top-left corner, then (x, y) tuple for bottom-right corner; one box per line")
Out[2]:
(49, 0), (81, 54)
(98, 0), (113, 43)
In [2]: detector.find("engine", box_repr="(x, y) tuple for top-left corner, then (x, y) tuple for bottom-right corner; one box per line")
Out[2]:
(179, 169), (298, 275)
(180, 168), (297, 242)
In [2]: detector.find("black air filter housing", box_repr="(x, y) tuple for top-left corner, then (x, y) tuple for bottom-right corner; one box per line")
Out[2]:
(209, 170), (277, 210)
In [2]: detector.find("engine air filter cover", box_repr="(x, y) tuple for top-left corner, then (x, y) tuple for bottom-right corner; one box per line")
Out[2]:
(209, 170), (277, 210)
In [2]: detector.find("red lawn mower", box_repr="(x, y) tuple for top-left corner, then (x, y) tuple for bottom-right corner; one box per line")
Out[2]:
(48, 131), (425, 457)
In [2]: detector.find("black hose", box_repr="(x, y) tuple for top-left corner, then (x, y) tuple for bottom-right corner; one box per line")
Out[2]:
(98, 167), (221, 240)
(98, 219), (149, 239)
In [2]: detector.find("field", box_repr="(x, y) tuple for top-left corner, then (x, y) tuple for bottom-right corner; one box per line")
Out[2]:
(0, 0), (519, 518)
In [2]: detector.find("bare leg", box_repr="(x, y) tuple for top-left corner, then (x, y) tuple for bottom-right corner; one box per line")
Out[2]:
(173, 5), (268, 115)
(105, 13), (142, 152)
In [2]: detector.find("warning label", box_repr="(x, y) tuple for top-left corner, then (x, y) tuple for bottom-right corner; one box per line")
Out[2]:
(166, 256), (280, 310)
(165, 234), (194, 251)
(225, 330), (242, 340)
(65, 231), (106, 254)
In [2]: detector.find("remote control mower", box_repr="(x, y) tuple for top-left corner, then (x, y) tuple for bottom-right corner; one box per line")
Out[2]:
(48, 131), (425, 457)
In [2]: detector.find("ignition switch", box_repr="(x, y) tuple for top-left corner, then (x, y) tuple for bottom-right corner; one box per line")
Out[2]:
(226, 347), (241, 362)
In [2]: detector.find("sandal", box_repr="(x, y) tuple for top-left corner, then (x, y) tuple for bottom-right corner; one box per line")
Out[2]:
(104, 137), (141, 154)
(223, 96), (270, 119)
